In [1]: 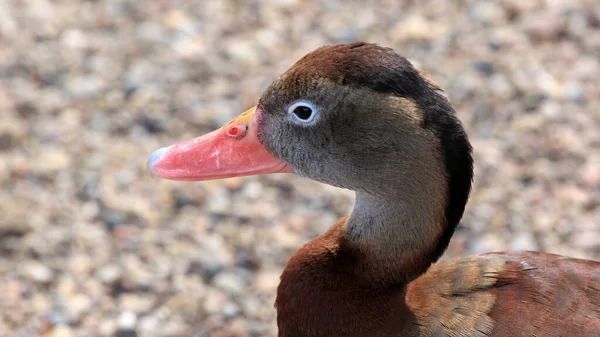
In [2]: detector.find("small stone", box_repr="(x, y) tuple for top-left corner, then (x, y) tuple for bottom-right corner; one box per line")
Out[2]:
(473, 61), (495, 76)
(22, 261), (54, 283)
(116, 311), (137, 337)
(165, 294), (202, 313)
(213, 272), (246, 295)
(115, 329), (137, 337)
(241, 181), (263, 200)
(271, 226), (302, 249)
(0, 209), (30, 238)
(203, 289), (228, 314)
(227, 39), (259, 64)
(572, 230), (600, 249)
(81, 202), (100, 220)
(524, 10), (566, 41)
(136, 21), (165, 42)
(32, 292), (52, 313)
(96, 264), (122, 284)
(66, 75), (106, 99)
(32, 149), (71, 176)
(137, 113), (166, 134)
(100, 208), (128, 229)
(118, 293), (156, 313)
(69, 255), (93, 275)
(489, 74), (511, 97)
(60, 29), (87, 49)
(98, 319), (116, 336)
(510, 232), (538, 251)
(206, 188), (231, 214)
(189, 234), (233, 281)
(253, 270), (281, 292)
(222, 301), (241, 318)
(470, 234), (506, 254)
(470, 2), (506, 24)
(572, 57), (600, 81)
(171, 187), (202, 210)
(579, 160), (599, 187)
(241, 297), (262, 316)
(121, 256), (154, 290)
(15, 102), (38, 118)
(256, 28), (280, 49)
(138, 316), (159, 335)
(0, 132), (15, 151)
(67, 293), (92, 322)
(49, 324), (74, 337)
(390, 14), (445, 41)
(221, 318), (252, 337)
(564, 81), (585, 102)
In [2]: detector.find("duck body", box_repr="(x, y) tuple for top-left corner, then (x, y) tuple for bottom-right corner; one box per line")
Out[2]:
(148, 42), (600, 336)
(277, 219), (600, 337)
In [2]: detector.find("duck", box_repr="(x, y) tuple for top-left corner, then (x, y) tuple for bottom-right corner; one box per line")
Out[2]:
(147, 42), (600, 337)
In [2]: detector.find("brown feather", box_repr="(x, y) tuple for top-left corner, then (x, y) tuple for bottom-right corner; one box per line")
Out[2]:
(482, 252), (600, 336)
(277, 219), (600, 336)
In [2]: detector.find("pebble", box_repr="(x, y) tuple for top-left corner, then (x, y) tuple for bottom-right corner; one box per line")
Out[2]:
(469, 2), (505, 24)
(118, 294), (155, 313)
(96, 264), (122, 284)
(523, 10), (566, 41)
(564, 81), (585, 102)
(253, 270), (281, 293)
(222, 301), (242, 319)
(191, 234), (233, 281)
(66, 293), (92, 323)
(138, 316), (159, 336)
(98, 320), (117, 336)
(213, 272), (247, 295)
(390, 14), (445, 41)
(510, 232), (539, 251)
(22, 261), (54, 284)
(32, 149), (71, 176)
(206, 188), (232, 214)
(49, 324), (75, 337)
(116, 311), (137, 336)
(203, 289), (229, 314)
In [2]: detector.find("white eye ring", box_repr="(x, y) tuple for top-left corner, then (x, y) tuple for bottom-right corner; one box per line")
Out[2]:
(287, 101), (318, 124)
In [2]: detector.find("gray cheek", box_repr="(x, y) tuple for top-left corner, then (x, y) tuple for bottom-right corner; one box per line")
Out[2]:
(259, 119), (302, 165)
(259, 114), (355, 188)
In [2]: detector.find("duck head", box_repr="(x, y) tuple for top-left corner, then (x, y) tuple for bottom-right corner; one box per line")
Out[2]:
(148, 42), (473, 284)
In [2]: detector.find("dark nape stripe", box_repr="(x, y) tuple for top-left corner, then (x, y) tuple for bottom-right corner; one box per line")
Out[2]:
(409, 83), (473, 262)
(422, 97), (473, 261)
(345, 46), (474, 262)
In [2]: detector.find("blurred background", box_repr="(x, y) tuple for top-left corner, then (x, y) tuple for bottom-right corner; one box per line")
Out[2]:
(0, 0), (599, 336)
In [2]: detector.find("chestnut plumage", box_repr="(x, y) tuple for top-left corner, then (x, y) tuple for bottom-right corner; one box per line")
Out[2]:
(148, 42), (600, 336)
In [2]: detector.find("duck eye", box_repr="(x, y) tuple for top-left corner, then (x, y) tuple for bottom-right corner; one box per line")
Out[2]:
(288, 101), (317, 124)
(294, 106), (312, 120)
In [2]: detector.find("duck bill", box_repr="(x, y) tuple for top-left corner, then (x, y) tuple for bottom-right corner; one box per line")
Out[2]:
(147, 106), (290, 181)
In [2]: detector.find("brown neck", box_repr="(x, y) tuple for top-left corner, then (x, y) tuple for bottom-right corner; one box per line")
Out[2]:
(276, 220), (421, 337)
(276, 155), (449, 335)
(275, 108), (459, 335)
(344, 188), (447, 285)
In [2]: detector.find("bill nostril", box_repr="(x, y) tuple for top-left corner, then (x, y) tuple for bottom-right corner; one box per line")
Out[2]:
(226, 125), (247, 138)
(227, 127), (239, 137)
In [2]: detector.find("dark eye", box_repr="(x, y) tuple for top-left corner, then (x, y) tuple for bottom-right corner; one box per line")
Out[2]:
(288, 101), (317, 124)
(293, 106), (312, 120)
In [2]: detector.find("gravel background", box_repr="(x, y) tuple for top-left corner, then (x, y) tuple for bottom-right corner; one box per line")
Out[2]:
(1, 1), (599, 336)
